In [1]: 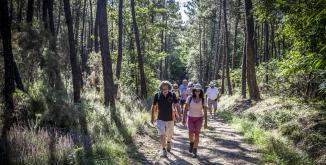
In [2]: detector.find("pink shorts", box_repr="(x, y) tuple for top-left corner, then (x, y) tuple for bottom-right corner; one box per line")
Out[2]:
(187, 116), (203, 134)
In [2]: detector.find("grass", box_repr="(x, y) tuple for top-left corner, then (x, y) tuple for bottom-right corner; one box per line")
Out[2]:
(1, 88), (151, 165)
(217, 93), (324, 165)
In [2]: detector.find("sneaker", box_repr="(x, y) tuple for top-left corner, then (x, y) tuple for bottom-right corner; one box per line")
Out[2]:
(189, 142), (194, 153)
(160, 148), (167, 157)
(192, 148), (197, 157)
(167, 141), (171, 152)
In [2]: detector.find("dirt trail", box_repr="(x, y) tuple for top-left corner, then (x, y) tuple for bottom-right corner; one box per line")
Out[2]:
(133, 116), (261, 165)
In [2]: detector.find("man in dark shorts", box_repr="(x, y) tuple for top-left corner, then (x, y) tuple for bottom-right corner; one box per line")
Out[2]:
(151, 81), (179, 157)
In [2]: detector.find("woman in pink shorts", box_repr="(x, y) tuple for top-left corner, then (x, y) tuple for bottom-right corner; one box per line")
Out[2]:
(182, 83), (208, 157)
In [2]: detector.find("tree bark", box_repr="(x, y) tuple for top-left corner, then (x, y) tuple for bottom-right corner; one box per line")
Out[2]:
(63, 0), (82, 102)
(264, 21), (269, 84)
(26, 0), (34, 22)
(43, 0), (49, 29)
(244, 0), (260, 100)
(241, 25), (247, 98)
(48, 0), (55, 35)
(97, 0), (115, 106)
(223, 0), (232, 95)
(232, 0), (240, 69)
(131, 0), (147, 98)
(94, 0), (99, 52)
(221, 34), (225, 94)
(0, 0), (16, 139)
(80, 0), (87, 72)
(116, 0), (123, 79)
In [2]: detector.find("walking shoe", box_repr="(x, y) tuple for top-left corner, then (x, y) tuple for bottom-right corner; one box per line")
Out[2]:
(160, 148), (167, 157)
(167, 141), (172, 152)
(189, 142), (194, 153)
(192, 148), (197, 157)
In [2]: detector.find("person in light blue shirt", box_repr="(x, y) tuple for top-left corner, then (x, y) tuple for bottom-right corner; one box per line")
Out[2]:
(179, 79), (188, 112)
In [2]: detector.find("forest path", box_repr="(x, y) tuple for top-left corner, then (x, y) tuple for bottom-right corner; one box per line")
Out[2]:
(132, 115), (261, 165)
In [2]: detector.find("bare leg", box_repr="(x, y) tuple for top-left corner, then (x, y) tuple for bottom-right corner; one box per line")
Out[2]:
(194, 133), (200, 148)
(160, 135), (166, 149)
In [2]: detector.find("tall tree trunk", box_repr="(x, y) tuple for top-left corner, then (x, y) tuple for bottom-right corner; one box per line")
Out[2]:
(254, 21), (258, 66)
(98, 0), (115, 106)
(63, 0), (82, 102)
(241, 25), (247, 98)
(256, 23), (260, 65)
(244, 0), (260, 100)
(0, 0), (16, 140)
(94, 0), (99, 52)
(264, 21), (269, 84)
(214, 0), (222, 79)
(199, 20), (202, 82)
(80, 0), (87, 72)
(116, 0), (123, 79)
(271, 22), (275, 59)
(43, 0), (49, 28)
(209, 19), (216, 81)
(203, 20), (208, 84)
(87, 0), (93, 52)
(232, 0), (240, 69)
(223, 0), (232, 95)
(74, 0), (81, 55)
(17, 0), (24, 22)
(131, 0), (147, 98)
(26, 0), (34, 22)
(48, 0), (55, 35)
(221, 34), (225, 94)
(56, 0), (62, 35)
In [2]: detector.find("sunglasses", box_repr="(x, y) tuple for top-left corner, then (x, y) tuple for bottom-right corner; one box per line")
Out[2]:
(195, 90), (201, 93)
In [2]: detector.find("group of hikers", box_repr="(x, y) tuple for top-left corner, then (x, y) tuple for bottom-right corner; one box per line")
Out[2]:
(150, 79), (220, 158)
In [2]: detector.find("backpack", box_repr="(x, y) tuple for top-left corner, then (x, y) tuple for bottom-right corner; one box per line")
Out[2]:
(188, 97), (205, 109)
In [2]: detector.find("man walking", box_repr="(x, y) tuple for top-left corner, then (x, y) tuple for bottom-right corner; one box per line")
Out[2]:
(151, 81), (179, 157)
(205, 82), (219, 117)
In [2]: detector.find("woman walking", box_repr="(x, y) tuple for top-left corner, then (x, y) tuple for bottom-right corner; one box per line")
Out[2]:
(182, 83), (208, 157)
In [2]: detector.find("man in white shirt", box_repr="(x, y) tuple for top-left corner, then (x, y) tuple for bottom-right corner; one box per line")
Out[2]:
(205, 82), (219, 117)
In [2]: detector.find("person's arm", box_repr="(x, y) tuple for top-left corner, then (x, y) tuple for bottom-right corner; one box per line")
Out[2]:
(183, 103), (189, 125)
(151, 94), (158, 124)
(204, 105), (208, 128)
(151, 103), (157, 124)
(173, 94), (180, 120)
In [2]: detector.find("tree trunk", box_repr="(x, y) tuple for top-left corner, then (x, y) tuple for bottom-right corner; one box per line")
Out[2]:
(63, 0), (82, 102)
(116, 0), (123, 79)
(264, 21), (269, 84)
(241, 25), (247, 98)
(80, 0), (87, 72)
(244, 0), (260, 100)
(209, 18), (216, 81)
(199, 21), (202, 82)
(56, 0), (62, 35)
(223, 0), (232, 95)
(0, 0), (17, 139)
(232, 0), (240, 69)
(43, 0), (49, 28)
(131, 0), (147, 98)
(94, 0), (99, 52)
(221, 34), (225, 94)
(87, 0), (93, 52)
(98, 0), (115, 106)
(214, 0), (222, 79)
(48, 0), (55, 35)
(26, 0), (34, 22)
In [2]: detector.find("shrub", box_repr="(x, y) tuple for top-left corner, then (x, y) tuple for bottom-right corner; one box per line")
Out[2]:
(6, 125), (76, 164)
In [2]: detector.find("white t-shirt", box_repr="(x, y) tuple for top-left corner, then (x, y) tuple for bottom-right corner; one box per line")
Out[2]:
(186, 96), (206, 117)
(205, 87), (219, 100)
